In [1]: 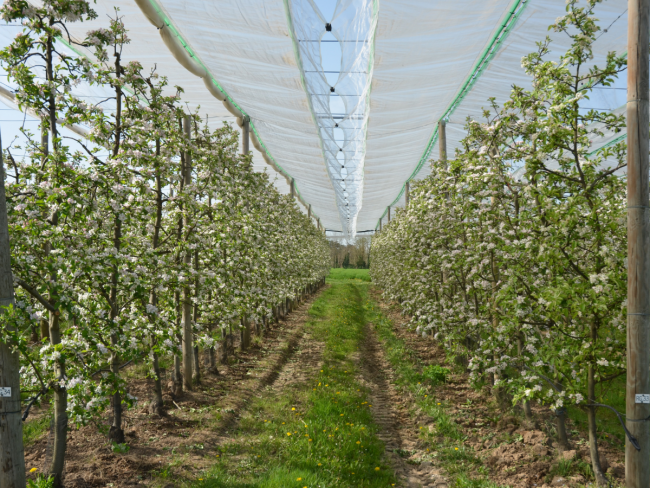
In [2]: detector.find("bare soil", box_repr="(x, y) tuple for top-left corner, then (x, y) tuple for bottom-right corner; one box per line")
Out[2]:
(369, 287), (625, 488)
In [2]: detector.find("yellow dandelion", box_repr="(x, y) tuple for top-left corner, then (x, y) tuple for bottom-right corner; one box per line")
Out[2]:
(297, 477), (302, 481)
(375, 467), (380, 471)
(30, 468), (38, 473)
(287, 432), (292, 436)
(455, 447), (459, 450)
(292, 407), (296, 411)
(318, 463), (322, 466)
(309, 438), (313, 442)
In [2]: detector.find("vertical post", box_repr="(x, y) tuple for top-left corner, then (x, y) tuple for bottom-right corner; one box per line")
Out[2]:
(438, 120), (447, 162)
(290, 178), (295, 200)
(387, 206), (391, 222)
(626, 0), (650, 485)
(308, 204), (311, 220)
(241, 116), (250, 155)
(182, 115), (193, 391)
(405, 181), (410, 206)
(0, 132), (26, 488)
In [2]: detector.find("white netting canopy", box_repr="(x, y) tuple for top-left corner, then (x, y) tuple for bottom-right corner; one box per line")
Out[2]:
(0, 0), (631, 237)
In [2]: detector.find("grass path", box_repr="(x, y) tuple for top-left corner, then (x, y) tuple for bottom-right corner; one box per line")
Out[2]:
(192, 279), (397, 487)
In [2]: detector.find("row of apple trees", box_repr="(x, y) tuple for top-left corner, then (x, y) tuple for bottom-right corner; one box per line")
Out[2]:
(370, 1), (626, 485)
(0, 0), (329, 485)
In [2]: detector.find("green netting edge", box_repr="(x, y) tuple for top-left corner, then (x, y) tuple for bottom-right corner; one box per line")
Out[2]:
(139, 0), (320, 222)
(375, 0), (529, 229)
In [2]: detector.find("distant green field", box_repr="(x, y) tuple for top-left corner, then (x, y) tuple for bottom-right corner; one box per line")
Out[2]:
(327, 268), (371, 282)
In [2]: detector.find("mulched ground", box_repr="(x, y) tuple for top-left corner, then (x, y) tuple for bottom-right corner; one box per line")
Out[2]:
(369, 287), (625, 488)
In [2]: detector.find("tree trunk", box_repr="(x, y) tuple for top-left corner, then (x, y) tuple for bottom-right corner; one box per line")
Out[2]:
(173, 353), (182, 397)
(148, 346), (164, 416)
(588, 362), (607, 485)
(193, 345), (200, 384)
(181, 116), (193, 391)
(40, 317), (49, 341)
(555, 407), (571, 451)
(241, 316), (251, 350)
(0, 131), (26, 488)
(48, 313), (67, 488)
(108, 215), (124, 444)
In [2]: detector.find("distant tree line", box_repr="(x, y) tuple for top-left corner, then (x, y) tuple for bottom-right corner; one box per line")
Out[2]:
(329, 237), (370, 268)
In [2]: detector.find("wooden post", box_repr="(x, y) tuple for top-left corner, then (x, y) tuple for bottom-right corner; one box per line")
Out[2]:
(405, 181), (410, 206)
(290, 178), (295, 199)
(308, 204), (311, 220)
(387, 206), (391, 222)
(242, 116), (250, 155)
(439, 120), (447, 162)
(626, 0), (650, 484)
(182, 115), (193, 391)
(0, 131), (26, 488)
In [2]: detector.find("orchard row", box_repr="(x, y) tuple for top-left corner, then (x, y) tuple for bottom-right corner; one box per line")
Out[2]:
(0, 0), (329, 485)
(370, 2), (626, 485)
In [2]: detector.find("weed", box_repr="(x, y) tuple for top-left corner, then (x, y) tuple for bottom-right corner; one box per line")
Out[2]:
(111, 442), (130, 454)
(423, 364), (450, 385)
(23, 412), (50, 447)
(27, 475), (55, 488)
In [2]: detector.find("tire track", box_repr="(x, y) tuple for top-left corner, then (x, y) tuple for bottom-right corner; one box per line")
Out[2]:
(358, 323), (450, 488)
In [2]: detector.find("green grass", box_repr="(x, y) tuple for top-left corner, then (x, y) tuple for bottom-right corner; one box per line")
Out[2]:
(327, 268), (371, 283)
(364, 296), (503, 488)
(23, 411), (50, 447)
(566, 376), (626, 448)
(187, 280), (394, 487)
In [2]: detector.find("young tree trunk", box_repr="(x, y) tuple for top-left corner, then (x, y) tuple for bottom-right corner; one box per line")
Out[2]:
(148, 345), (164, 416)
(192, 251), (200, 384)
(48, 312), (67, 488)
(173, 353), (182, 397)
(516, 334), (533, 421)
(181, 115), (193, 391)
(108, 217), (125, 444)
(148, 142), (164, 416)
(220, 326), (229, 364)
(555, 407), (571, 451)
(0, 132), (26, 488)
(242, 316), (251, 350)
(588, 361), (607, 485)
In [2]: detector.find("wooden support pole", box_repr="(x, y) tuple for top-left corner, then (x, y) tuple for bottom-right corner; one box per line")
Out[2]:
(242, 115), (250, 156)
(308, 204), (311, 220)
(626, 0), (650, 484)
(0, 131), (26, 488)
(182, 115), (193, 391)
(290, 178), (295, 199)
(438, 120), (447, 162)
(405, 182), (410, 206)
(387, 206), (391, 222)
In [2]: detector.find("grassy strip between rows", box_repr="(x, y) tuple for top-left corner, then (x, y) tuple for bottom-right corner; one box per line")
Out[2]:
(363, 297), (502, 488)
(187, 281), (396, 487)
